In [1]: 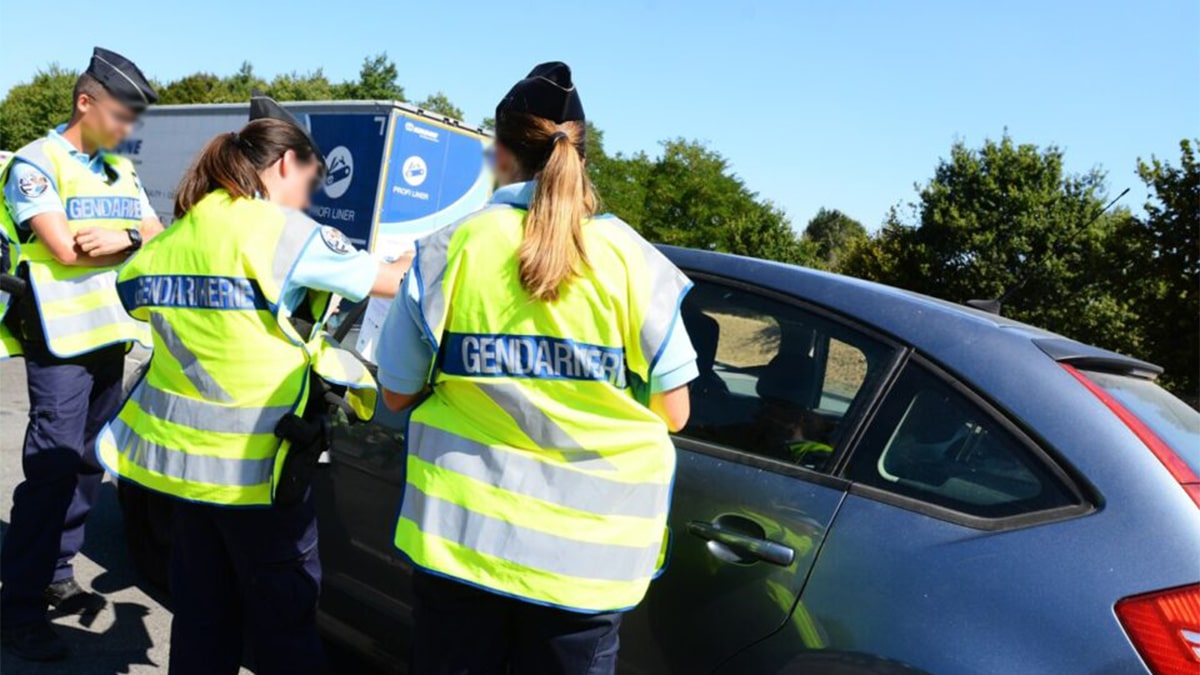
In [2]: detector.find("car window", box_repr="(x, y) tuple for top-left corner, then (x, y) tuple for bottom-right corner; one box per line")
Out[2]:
(679, 280), (893, 472)
(821, 338), (869, 414)
(846, 363), (1079, 519)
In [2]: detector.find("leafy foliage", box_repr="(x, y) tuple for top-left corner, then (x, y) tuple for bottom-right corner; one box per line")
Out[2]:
(0, 65), (77, 149)
(589, 134), (816, 265)
(334, 53), (405, 101)
(843, 136), (1140, 354)
(805, 207), (866, 269)
(416, 92), (464, 120)
(842, 134), (1198, 398)
(1112, 140), (1199, 397)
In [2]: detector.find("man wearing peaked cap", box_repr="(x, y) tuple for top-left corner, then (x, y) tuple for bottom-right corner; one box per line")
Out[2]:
(87, 47), (159, 110)
(0, 47), (164, 662)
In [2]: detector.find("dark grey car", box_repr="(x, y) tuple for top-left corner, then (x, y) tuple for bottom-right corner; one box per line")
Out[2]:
(121, 246), (1200, 674)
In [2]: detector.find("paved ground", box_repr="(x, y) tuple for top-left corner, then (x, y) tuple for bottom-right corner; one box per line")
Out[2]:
(0, 356), (381, 674)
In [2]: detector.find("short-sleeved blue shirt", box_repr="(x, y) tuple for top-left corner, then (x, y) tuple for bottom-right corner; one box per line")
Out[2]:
(3, 125), (155, 229)
(375, 181), (698, 395)
(281, 224), (378, 312)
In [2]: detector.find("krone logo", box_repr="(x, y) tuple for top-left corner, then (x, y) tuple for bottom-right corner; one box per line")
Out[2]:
(323, 146), (354, 199)
(402, 156), (428, 187)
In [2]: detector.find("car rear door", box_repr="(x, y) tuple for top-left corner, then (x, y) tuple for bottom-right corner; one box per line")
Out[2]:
(618, 274), (902, 674)
(312, 318), (416, 665)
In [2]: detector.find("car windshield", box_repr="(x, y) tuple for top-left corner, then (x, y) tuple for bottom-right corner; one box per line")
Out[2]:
(1083, 370), (1200, 474)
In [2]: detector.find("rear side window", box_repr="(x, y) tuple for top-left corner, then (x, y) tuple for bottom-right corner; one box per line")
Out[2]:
(678, 280), (894, 472)
(1081, 371), (1200, 475)
(846, 363), (1078, 519)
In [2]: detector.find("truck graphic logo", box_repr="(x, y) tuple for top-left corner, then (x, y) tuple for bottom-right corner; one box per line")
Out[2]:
(323, 146), (354, 199)
(402, 156), (428, 187)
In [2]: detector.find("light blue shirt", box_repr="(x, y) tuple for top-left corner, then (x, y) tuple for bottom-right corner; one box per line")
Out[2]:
(281, 223), (378, 312)
(3, 125), (155, 229)
(376, 181), (698, 395)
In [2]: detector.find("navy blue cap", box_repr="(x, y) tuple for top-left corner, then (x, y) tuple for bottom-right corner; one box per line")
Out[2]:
(248, 91), (324, 163)
(85, 48), (157, 110)
(496, 62), (585, 125)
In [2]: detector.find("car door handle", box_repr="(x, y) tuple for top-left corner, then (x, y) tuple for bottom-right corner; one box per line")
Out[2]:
(687, 520), (795, 567)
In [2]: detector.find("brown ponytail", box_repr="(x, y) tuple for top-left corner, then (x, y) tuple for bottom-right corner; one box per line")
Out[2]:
(173, 118), (320, 219)
(496, 113), (597, 302)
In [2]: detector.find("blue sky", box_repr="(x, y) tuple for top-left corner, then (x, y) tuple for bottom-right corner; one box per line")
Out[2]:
(2, 0), (1197, 229)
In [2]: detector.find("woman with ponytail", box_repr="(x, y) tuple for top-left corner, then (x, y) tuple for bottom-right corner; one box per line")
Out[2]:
(377, 63), (697, 675)
(101, 95), (409, 675)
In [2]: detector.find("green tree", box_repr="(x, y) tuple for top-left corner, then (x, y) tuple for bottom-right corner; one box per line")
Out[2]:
(222, 61), (268, 102)
(622, 139), (816, 264)
(157, 73), (225, 104)
(157, 63), (267, 104)
(842, 135), (1141, 357)
(804, 207), (867, 269)
(336, 53), (405, 101)
(1113, 140), (1199, 397)
(0, 65), (77, 149)
(416, 92), (464, 120)
(267, 69), (336, 102)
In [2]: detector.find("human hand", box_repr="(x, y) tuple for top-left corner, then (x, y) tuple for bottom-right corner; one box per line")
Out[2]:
(75, 228), (133, 256)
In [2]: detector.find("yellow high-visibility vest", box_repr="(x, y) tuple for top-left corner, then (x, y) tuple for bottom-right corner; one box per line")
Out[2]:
(97, 190), (377, 507)
(0, 161), (20, 360)
(0, 137), (151, 358)
(394, 205), (692, 613)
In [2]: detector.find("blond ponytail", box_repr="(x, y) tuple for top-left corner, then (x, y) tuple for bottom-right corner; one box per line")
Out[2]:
(496, 114), (597, 302)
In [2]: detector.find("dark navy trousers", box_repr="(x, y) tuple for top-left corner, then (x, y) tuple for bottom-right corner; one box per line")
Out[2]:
(410, 570), (623, 675)
(167, 489), (327, 675)
(0, 342), (124, 628)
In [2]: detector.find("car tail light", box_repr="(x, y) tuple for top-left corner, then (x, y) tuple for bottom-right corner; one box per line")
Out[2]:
(1116, 584), (1200, 674)
(1061, 364), (1200, 508)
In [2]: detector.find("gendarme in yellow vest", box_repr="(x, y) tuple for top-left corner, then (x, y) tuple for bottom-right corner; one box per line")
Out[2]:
(395, 205), (691, 613)
(0, 152), (21, 359)
(0, 137), (151, 358)
(96, 190), (377, 507)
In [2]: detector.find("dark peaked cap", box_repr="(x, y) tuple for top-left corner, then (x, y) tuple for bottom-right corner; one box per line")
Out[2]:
(86, 47), (158, 110)
(248, 91), (324, 160)
(495, 61), (584, 124)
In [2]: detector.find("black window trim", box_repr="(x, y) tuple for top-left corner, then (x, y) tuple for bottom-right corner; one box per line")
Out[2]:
(670, 269), (907, 491)
(836, 351), (1097, 532)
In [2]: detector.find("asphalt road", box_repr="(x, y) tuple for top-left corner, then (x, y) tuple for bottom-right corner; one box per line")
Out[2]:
(0, 356), (383, 674)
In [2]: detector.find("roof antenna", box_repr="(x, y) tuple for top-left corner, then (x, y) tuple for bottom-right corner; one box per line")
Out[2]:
(966, 187), (1130, 315)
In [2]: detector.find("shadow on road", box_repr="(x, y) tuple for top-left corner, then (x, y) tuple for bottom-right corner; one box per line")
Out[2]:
(0, 481), (163, 674)
(0, 601), (160, 674)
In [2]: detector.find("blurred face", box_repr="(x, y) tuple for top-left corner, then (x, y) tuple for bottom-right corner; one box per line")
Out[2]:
(262, 149), (323, 210)
(77, 91), (139, 150)
(491, 142), (521, 186)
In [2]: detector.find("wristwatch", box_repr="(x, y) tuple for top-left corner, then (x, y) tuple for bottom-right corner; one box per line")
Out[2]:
(126, 228), (143, 251)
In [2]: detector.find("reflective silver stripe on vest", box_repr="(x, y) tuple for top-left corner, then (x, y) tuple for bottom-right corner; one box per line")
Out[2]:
(33, 268), (117, 302)
(36, 269), (133, 342)
(474, 382), (617, 471)
(107, 417), (275, 487)
(408, 422), (668, 519)
(606, 219), (691, 366)
(42, 302), (130, 340)
(400, 484), (662, 582)
(14, 138), (59, 193)
(131, 382), (291, 435)
(271, 209), (319, 292)
(149, 314), (234, 403)
(416, 205), (511, 344)
(326, 344), (369, 385)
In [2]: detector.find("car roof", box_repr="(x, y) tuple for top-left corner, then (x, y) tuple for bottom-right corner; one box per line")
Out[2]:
(661, 246), (1160, 377)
